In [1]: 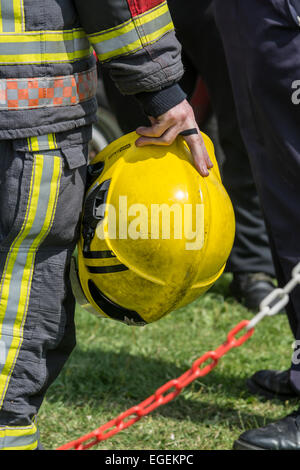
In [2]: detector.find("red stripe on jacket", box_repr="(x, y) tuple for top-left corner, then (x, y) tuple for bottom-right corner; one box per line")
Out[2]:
(126, 0), (165, 17)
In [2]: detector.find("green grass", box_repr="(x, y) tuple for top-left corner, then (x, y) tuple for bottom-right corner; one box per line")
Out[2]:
(39, 273), (297, 450)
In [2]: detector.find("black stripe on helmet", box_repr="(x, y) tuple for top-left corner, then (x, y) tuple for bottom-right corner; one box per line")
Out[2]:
(88, 280), (146, 326)
(83, 250), (116, 259)
(88, 264), (128, 273)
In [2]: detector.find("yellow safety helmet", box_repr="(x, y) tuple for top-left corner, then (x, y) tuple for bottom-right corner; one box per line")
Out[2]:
(71, 131), (235, 326)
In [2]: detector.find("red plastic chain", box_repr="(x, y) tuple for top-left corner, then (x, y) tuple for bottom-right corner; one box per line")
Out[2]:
(57, 320), (254, 450)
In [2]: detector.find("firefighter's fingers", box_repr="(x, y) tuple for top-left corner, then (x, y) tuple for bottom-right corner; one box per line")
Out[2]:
(135, 124), (180, 147)
(135, 115), (174, 140)
(135, 100), (184, 143)
(183, 132), (213, 177)
(135, 99), (213, 177)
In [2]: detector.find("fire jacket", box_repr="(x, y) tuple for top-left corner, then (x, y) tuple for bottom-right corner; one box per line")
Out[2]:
(0, 0), (184, 139)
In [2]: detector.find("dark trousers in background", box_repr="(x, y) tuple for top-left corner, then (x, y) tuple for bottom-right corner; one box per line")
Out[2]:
(214, 0), (300, 389)
(101, 0), (275, 277)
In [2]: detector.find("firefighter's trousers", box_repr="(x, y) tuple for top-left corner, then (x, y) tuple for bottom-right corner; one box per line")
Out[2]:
(0, 127), (91, 449)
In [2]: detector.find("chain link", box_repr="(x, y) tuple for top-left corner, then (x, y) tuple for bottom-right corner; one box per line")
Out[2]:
(246, 262), (300, 330)
(57, 320), (254, 450)
(57, 262), (300, 450)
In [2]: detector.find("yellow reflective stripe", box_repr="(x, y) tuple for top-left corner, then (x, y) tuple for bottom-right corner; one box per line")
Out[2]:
(88, 17), (136, 43)
(0, 29), (92, 64)
(28, 136), (39, 152)
(92, 38), (140, 62)
(12, 0), (25, 33)
(0, 49), (93, 65)
(137, 1), (169, 28)
(0, 157), (43, 402)
(27, 134), (58, 152)
(0, 51), (92, 64)
(30, 156), (61, 251)
(0, 160), (38, 341)
(47, 133), (57, 150)
(12, 155), (61, 334)
(0, 421), (37, 438)
(88, 1), (169, 41)
(0, 0), (24, 34)
(140, 20), (173, 46)
(1, 28), (87, 43)
(0, 154), (62, 407)
(20, 0), (25, 33)
(0, 419), (38, 450)
(89, 1), (174, 62)
(2, 441), (38, 450)
(92, 23), (173, 62)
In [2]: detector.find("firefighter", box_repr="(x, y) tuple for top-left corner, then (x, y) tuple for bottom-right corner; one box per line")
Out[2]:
(214, 0), (300, 450)
(0, 0), (211, 449)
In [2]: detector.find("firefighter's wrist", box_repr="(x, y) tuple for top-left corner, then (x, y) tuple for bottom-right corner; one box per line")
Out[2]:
(135, 83), (187, 118)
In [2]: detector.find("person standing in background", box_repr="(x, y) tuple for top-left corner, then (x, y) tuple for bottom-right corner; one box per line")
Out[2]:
(214, 0), (300, 450)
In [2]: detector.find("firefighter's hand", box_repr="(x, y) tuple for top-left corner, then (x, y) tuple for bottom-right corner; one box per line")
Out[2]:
(135, 99), (213, 177)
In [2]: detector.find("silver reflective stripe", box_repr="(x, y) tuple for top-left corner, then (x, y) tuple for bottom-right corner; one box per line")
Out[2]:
(27, 134), (57, 152)
(0, 35), (90, 56)
(0, 0), (25, 34)
(1, 0), (17, 32)
(0, 0), (89, 60)
(0, 418), (39, 450)
(0, 156), (55, 332)
(91, 12), (172, 56)
(140, 10), (171, 37)
(0, 153), (62, 408)
(92, 27), (140, 57)
(89, 3), (173, 61)
(0, 426), (39, 450)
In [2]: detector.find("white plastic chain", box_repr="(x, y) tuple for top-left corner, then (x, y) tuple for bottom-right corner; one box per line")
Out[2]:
(246, 262), (300, 331)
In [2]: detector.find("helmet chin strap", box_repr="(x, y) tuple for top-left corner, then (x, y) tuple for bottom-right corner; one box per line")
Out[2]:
(82, 179), (111, 254)
(70, 255), (146, 326)
(69, 255), (99, 315)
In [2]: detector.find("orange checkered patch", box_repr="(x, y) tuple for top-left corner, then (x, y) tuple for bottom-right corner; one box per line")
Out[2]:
(0, 67), (97, 110)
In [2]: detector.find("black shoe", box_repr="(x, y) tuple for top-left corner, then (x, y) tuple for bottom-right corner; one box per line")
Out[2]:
(247, 369), (298, 401)
(230, 272), (276, 311)
(233, 409), (300, 450)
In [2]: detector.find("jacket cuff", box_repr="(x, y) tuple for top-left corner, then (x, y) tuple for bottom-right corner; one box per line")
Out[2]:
(135, 83), (187, 118)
